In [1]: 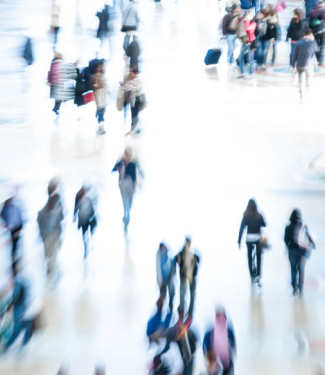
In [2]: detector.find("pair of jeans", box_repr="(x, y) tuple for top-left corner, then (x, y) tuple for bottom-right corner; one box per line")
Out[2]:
(10, 225), (22, 266)
(131, 97), (141, 128)
(297, 67), (313, 100)
(259, 40), (276, 65)
(53, 27), (60, 49)
(160, 277), (175, 309)
(226, 34), (237, 64)
(315, 35), (325, 65)
(239, 44), (254, 74)
(289, 251), (306, 293)
(96, 108), (105, 123)
(53, 100), (62, 113)
(179, 276), (196, 317)
(81, 224), (91, 258)
(246, 241), (262, 279)
(5, 312), (33, 349)
(290, 42), (297, 67)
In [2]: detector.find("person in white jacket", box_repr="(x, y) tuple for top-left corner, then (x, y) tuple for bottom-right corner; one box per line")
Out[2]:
(156, 243), (175, 310)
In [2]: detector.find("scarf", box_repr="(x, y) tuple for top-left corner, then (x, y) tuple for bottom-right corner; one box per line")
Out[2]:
(213, 314), (230, 369)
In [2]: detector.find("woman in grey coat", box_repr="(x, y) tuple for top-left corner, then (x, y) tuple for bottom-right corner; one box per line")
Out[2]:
(48, 53), (78, 115)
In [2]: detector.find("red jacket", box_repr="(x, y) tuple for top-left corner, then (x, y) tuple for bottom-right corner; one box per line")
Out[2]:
(244, 19), (256, 43)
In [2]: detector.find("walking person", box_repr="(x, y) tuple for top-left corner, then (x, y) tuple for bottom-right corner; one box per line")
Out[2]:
(237, 12), (257, 79)
(286, 9), (308, 69)
(91, 61), (108, 134)
(203, 306), (236, 375)
(51, 0), (61, 50)
(175, 237), (200, 319)
(238, 199), (266, 287)
(126, 33), (141, 70)
(222, 4), (242, 66)
(121, 0), (142, 52)
(112, 148), (143, 231)
(96, 5), (110, 48)
(284, 209), (316, 296)
(309, 13), (325, 65)
(292, 28), (319, 102)
(156, 243), (176, 310)
(37, 189), (63, 278)
(1, 196), (23, 267)
(262, 4), (281, 66)
(48, 53), (78, 116)
(73, 185), (97, 259)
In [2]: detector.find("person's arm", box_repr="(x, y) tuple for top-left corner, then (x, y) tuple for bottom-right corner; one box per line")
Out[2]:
(306, 226), (316, 248)
(284, 226), (290, 247)
(238, 216), (246, 246)
(260, 215), (266, 228)
(286, 20), (292, 41)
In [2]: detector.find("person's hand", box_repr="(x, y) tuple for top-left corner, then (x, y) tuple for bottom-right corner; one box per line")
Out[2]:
(270, 38), (275, 44)
(221, 35), (226, 39)
(238, 243), (241, 250)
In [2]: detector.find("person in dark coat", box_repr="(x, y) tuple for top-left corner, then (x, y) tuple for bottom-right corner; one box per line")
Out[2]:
(287, 8), (308, 68)
(126, 34), (140, 69)
(238, 199), (266, 287)
(284, 209), (315, 295)
(22, 37), (34, 66)
(96, 5), (110, 46)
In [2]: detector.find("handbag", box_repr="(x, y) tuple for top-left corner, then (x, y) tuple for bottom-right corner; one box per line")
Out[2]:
(117, 86), (125, 111)
(260, 234), (271, 250)
(121, 6), (134, 32)
(137, 93), (146, 111)
(228, 15), (239, 31)
(275, 0), (286, 12)
(82, 91), (95, 105)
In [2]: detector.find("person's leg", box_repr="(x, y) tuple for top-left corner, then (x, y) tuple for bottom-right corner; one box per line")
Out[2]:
(53, 100), (62, 114)
(289, 252), (299, 291)
(188, 278), (196, 317)
(223, 358), (235, 375)
(256, 41), (263, 67)
(262, 40), (270, 66)
(226, 35), (233, 64)
(131, 99), (140, 129)
(290, 43), (296, 67)
(183, 358), (194, 375)
(123, 33), (130, 52)
(297, 68), (304, 101)
(10, 226), (21, 263)
(271, 41), (277, 65)
(256, 241), (262, 280)
(305, 66), (313, 89)
(22, 320), (34, 346)
(82, 225), (90, 258)
(249, 49), (254, 75)
(53, 27), (59, 48)
(5, 314), (22, 349)
(246, 242), (254, 279)
(167, 277), (175, 309)
(239, 44), (247, 75)
(179, 275), (187, 311)
(298, 256), (306, 294)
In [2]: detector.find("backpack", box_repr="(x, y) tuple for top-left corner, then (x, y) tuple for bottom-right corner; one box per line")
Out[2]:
(237, 20), (249, 44)
(293, 222), (312, 250)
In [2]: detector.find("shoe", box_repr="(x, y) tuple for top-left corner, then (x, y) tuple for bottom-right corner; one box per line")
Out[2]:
(52, 109), (59, 115)
(237, 74), (246, 79)
(293, 287), (299, 296)
(245, 75), (254, 80)
(261, 65), (266, 71)
(255, 277), (262, 287)
(289, 67), (294, 72)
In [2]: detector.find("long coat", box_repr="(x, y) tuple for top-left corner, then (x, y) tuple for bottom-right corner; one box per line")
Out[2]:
(50, 60), (78, 101)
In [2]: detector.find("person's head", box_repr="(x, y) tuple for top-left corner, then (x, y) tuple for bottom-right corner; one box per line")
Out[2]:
(304, 27), (314, 39)
(215, 306), (227, 325)
(97, 62), (104, 73)
(123, 148), (132, 162)
(232, 4), (241, 14)
(159, 242), (167, 253)
(244, 198), (258, 217)
(184, 236), (192, 250)
(290, 209), (302, 224)
(257, 9), (267, 19)
(48, 178), (59, 196)
(54, 52), (63, 60)
(293, 8), (305, 21)
(265, 3), (275, 16)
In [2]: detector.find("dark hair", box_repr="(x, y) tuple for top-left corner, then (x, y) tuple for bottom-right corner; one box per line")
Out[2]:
(260, 9), (269, 16)
(266, 3), (276, 16)
(304, 27), (313, 36)
(131, 66), (139, 74)
(290, 209), (302, 224)
(244, 199), (259, 217)
(294, 8), (305, 21)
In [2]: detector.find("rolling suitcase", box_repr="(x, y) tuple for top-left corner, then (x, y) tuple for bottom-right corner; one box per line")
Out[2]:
(204, 39), (225, 65)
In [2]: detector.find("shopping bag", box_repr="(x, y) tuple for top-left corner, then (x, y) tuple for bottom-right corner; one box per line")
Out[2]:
(82, 91), (95, 105)
(116, 86), (125, 111)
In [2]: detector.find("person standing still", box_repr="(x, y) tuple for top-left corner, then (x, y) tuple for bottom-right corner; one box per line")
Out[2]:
(51, 0), (61, 50)
(292, 28), (319, 103)
(222, 4), (241, 66)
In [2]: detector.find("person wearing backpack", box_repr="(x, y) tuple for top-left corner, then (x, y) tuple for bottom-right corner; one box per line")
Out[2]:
(73, 185), (97, 259)
(222, 4), (242, 66)
(284, 209), (315, 296)
(237, 12), (257, 79)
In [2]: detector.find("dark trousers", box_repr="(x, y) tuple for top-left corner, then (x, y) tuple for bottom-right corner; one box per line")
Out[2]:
(96, 108), (105, 123)
(289, 251), (306, 293)
(179, 276), (196, 317)
(81, 224), (90, 257)
(5, 313), (33, 349)
(10, 225), (22, 264)
(290, 42), (297, 67)
(53, 100), (62, 113)
(183, 359), (194, 375)
(315, 35), (325, 65)
(246, 241), (262, 279)
(131, 98), (141, 128)
(223, 359), (235, 375)
(53, 27), (60, 49)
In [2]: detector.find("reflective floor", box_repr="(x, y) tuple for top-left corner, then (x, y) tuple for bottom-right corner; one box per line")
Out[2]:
(1, 0), (325, 374)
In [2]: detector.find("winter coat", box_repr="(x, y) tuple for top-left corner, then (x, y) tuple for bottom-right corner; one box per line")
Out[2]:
(286, 18), (308, 42)
(96, 6), (109, 38)
(50, 60), (78, 101)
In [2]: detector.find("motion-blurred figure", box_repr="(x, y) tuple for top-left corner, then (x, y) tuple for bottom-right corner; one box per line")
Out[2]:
(309, 11), (325, 65)
(2, 261), (33, 352)
(175, 237), (200, 318)
(48, 53), (78, 116)
(1, 196), (23, 268)
(121, 0), (141, 52)
(238, 199), (266, 287)
(123, 67), (144, 131)
(159, 307), (197, 375)
(94, 365), (106, 375)
(284, 209), (315, 296)
(37, 183), (64, 278)
(147, 298), (173, 344)
(126, 33), (140, 70)
(22, 37), (34, 66)
(292, 28), (319, 103)
(112, 148), (143, 231)
(73, 185), (97, 259)
(96, 5), (110, 48)
(91, 61), (108, 134)
(203, 306), (236, 375)
(156, 243), (175, 310)
(51, 0), (61, 50)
